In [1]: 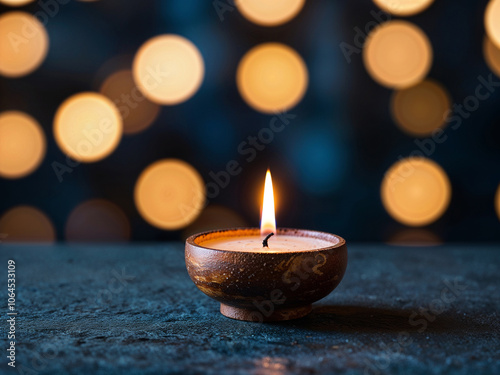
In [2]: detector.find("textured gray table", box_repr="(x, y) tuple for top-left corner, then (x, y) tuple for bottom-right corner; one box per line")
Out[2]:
(0, 244), (498, 375)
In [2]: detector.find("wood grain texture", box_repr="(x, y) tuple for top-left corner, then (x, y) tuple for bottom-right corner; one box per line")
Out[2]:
(185, 228), (348, 321)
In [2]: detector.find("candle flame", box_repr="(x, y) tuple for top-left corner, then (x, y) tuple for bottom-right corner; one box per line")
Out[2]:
(260, 169), (276, 236)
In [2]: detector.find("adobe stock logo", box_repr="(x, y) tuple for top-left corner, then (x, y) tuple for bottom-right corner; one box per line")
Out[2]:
(32, 0), (72, 26)
(204, 111), (296, 200)
(339, 9), (392, 64)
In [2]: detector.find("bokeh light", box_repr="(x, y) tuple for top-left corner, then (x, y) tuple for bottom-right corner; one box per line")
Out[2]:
(0, 206), (55, 242)
(100, 70), (160, 134)
(391, 79), (451, 137)
(0, 0), (35, 5)
(363, 21), (432, 89)
(65, 199), (130, 242)
(54, 92), (123, 162)
(237, 43), (308, 113)
(387, 228), (442, 246)
(134, 159), (205, 230)
(0, 111), (46, 179)
(485, 0), (500, 49)
(496, 184), (500, 221)
(182, 205), (247, 239)
(381, 157), (451, 226)
(132, 35), (204, 105)
(236, 0), (305, 26)
(484, 36), (500, 78)
(0, 12), (49, 77)
(372, 0), (434, 16)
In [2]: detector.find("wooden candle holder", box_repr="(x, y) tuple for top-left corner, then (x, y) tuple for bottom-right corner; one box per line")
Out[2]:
(185, 228), (348, 322)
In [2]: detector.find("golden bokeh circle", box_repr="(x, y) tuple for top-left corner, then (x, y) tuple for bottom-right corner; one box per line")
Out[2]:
(388, 228), (442, 246)
(134, 159), (205, 230)
(0, 111), (46, 179)
(65, 199), (130, 242)
(237, 43), (308, 113)
(132, 35), (204, 105)
(0, 0), (35, 5)
(236, 0), (305, 26)
(0, 206), (55, 242)
(381, 157), (451, 226)
(391, 79), (451, 136)
(484, 36), (500, 78)
(495, 184), (500, 221)
(0, 12), (49, 77)
(372, 0), (434, 16)
(485, 0), (500, 49)
(54, 92), (123, 163)
(100, 70), (160, 134)
(363, 21), (432, 89)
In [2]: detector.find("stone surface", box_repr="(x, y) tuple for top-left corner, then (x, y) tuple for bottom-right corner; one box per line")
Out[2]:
(0, 244), (498, 374)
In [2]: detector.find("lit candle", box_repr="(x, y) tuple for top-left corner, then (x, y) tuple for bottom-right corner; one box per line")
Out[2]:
(199, 170), (336, 252)
(200, 234), (335, 252)
(185, 170), (348, 322)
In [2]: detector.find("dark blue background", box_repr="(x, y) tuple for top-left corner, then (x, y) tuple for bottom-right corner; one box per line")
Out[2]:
(0, 0), (499, 242)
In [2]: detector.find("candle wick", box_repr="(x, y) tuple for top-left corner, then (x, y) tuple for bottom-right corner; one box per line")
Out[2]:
(262, 232), (274, 248)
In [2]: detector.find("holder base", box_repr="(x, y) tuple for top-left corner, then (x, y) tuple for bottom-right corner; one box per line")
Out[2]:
(220, 303), (312, 322)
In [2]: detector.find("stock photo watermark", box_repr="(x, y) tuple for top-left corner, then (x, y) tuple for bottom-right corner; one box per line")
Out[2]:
(339, 9), (391, 64)
(388, 73), (500, 189)
(86, 267), (136, 306)
(4, 264), (135, 373)
(206, 111), (296, 199)
(247, 252), (328, 323)
(52, 62), (170, 182)
(363, 277), (469, 375)
(51, 117), (114, 182)
(177, 110), (297, 220)
(7, 260), (16, 368)
(13, 343), (58, 375)
(32, 0), (73, 25)
(113, 84), (149, 121)
(212, 0), (237, 22)
(7, 0), (72, 53)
